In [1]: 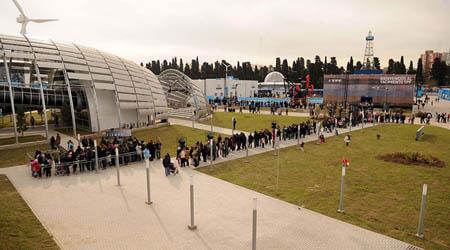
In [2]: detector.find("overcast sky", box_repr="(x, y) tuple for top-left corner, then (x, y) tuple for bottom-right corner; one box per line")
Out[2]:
(1, 0), (449, 68)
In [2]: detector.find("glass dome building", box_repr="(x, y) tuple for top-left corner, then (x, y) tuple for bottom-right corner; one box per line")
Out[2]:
(0, 33), (206, 139)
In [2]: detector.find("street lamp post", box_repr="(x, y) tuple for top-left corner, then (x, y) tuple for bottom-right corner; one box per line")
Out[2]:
(384, 88), (389, 113)
(222, 62), (232, 98)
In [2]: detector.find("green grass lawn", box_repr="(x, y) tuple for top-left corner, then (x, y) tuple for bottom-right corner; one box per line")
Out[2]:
(0, 174), (59, 249)
(132, 125), (224, 157)
(0, 143), (51, 168)
(201, 112), (310, 132)
(0, 135), (46, 146)
(198, 124), (450, 250)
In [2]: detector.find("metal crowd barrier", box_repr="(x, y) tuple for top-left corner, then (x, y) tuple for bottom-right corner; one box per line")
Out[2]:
(30, 151), (142, 176)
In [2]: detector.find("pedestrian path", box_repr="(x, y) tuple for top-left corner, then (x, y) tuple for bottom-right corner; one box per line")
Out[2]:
(0, 131), (417, 250)
(214, 108), (310, 117)
(171, 118), (374, 167)
(0, 121), (421, 249)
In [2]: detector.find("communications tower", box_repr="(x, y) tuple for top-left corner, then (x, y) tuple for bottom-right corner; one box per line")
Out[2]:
(363, 30), (374, 70)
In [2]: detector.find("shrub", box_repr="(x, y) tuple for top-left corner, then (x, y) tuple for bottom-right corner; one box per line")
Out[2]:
(377, 152), (445, 168)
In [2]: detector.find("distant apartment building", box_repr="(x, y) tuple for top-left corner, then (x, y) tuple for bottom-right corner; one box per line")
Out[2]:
(421, 50), (441, 77)
(420, 50), (449, 77)
(443, 50), (450, 65)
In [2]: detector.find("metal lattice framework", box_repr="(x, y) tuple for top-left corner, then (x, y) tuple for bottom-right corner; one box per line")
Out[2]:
(0, 33), (168, 139)
(363, 31), (374, 70)
(158, 69), (207, 116)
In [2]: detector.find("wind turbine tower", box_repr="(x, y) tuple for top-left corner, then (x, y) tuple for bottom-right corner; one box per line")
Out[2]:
(12, 0), (58, 35)
(363, 30), (374, 70)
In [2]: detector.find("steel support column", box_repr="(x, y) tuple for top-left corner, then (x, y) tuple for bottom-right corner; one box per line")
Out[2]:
(3, 56), (19, 144)
(50, 40), (77, 137)
(72, 44), (101, 132)
(23, 35), (49, 140)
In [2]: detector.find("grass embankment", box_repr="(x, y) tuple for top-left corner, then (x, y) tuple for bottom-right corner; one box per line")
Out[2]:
(201, 112), (309, 132)
(0, 135), (46, 146)
(0, 174), (59, 249)
(198, 124), (450, 250)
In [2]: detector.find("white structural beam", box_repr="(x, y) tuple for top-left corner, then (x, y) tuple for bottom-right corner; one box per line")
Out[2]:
(72, 44), (101, 132)
(3, 56), (19, 144)
(50, 40), (77, 137)
(23, 35), (49, 140)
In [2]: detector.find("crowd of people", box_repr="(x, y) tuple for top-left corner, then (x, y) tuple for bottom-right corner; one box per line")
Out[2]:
(31, 95), (446, 179)
(31, 135), (163, 178)
(435, 112), (448, 123)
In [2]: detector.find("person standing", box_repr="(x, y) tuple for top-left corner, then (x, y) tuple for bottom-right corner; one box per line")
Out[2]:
(55, 133), (61, 148)
(143, 146), (151, 161)
(232, 117), (237, 133)
(30, 115), (35, 128)
(155, 138), (162, 160)
(344, 135), (351, 147)
(162, 153), (171, 177)
(50, 136), (56, 149)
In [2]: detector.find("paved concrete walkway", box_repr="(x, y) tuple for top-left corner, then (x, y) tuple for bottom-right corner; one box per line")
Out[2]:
(0, 120), (420, 249)
(415, 98), (450, 130)
(214, 108), (310, 117)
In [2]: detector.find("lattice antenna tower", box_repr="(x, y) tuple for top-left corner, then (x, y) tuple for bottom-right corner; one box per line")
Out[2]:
(363, 30), (374, 70)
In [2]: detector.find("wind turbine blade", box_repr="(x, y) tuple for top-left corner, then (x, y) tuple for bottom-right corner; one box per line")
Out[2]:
(12, 0), (26, 16)
(29, 19), (58, 23)
(20, 22), (27, 35)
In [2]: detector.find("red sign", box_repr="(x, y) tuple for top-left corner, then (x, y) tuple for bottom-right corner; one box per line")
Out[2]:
(342, 159), (349, 167)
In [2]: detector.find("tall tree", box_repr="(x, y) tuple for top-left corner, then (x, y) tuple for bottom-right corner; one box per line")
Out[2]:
(416, 58), (424, 84)
(184, 63), (191, 77)
(431, 58), (447, 85)
(328, 57), (339, 74)
(16, 105), (27, 136)
(399, 56), (406, 74)
(407, 60), (415, 74)
(281, 59), (289, 77)
(162, 60), (169, 71)
(346, 56), (354, 73)
(275, 57), (281, 72)
(373, 57), (380, 70)
(179, 58), (184, 72)
(387, 59), (395, 74)
(355, 61), (363, 71)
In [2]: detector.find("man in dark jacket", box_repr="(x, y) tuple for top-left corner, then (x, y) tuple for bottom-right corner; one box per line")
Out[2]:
(162, 153), (171, 176)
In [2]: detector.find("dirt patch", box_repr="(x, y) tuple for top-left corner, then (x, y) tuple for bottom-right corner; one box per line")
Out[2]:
(377, 152), (445, 168)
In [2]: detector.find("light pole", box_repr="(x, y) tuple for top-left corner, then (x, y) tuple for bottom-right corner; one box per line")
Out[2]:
(384, 88), (389, 113)
(222, 62), (232, 98)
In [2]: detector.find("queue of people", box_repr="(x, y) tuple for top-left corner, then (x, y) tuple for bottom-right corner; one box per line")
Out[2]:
(31, 134), (163, 178)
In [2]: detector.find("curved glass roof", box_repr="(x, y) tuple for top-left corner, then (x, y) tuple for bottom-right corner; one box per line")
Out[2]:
(158, 69), (207, 112)
(264, 71), (285, 83)
(0, 33), (167, 115)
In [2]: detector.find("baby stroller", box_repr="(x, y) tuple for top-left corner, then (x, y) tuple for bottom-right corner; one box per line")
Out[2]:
(169, 162), (179, 175)
(54, 161), (65, 176)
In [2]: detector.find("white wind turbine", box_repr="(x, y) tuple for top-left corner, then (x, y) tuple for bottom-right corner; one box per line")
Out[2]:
(12, 0), (58, 35)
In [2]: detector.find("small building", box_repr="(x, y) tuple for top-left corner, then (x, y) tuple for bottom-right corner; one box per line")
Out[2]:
(257, 71), (287, 97)
(193, 78), (258, 99)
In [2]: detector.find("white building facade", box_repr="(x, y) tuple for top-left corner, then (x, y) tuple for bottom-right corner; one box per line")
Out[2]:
(193, 78), (259, 99)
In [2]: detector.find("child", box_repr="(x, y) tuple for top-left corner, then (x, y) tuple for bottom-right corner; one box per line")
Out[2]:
(300, 141), (304, 152)
(31, 159), (42, 178)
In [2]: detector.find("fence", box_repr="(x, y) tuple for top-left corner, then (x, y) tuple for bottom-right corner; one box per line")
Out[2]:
(29, 151), (141, 176)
